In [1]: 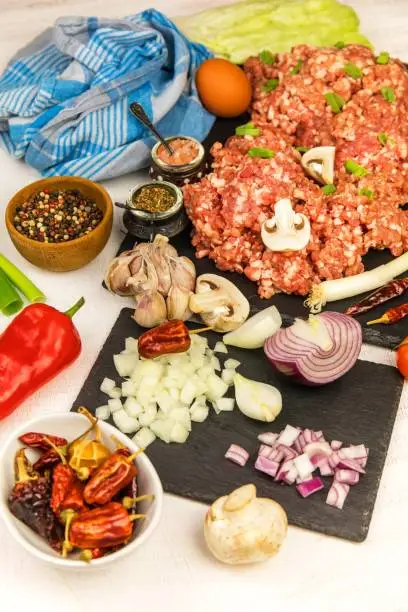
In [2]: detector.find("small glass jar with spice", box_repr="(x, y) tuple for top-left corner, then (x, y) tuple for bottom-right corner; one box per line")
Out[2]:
(122, 181), (189, 241)
(149, 136), (208, 187)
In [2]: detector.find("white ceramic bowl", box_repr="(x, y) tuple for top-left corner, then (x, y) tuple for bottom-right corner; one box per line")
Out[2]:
(0, 412), (163, 569)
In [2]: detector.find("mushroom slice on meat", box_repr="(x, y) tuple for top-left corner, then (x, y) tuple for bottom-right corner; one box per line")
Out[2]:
(189, 274), (250, 332)
(261, 199), (311, 252)
(301, 146), (336, 185)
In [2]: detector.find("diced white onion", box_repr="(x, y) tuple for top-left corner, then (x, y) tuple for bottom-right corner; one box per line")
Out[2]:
(124, 397), (143, 418)
(121, 380), (136, 397)
(133, 427), (155, 448)
(214, 342), (228, 354)
(170, 422), (190, 443)
(100, 377), (116, 394)
(180, 380), (198, 405)
(205, 374), (229, 402)
(114, 353), (139, 378)
(112, 409), (140, 434)
(190, 402), (209, 423)
(221, 368), (235, 386)
(139, 404), (158, 427)
(125, 337), (139, 353)
(213, 397), (235, 413)
(108, 387), (122, 399)
(95, 405), (110, 420)
(108, 398), (123, 413)
(225, 359), (241, 370)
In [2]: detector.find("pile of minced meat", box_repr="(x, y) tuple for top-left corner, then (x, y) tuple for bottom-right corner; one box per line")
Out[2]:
(183, 44), (408, 298)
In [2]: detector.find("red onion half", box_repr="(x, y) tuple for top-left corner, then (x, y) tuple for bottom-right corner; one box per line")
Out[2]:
(264, 312), (362, 386)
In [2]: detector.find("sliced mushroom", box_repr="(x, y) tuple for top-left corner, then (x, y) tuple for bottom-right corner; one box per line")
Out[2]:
(261, 198), (311, 252)
(189, 274), (250, 332)
(301, 146), (336, 185)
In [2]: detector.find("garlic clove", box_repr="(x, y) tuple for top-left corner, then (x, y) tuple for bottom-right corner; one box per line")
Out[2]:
(105, 251), (138, 296)
(168, 256), (196, 292)
(133, 291), (167, 328)
(166, 285), (192, 321)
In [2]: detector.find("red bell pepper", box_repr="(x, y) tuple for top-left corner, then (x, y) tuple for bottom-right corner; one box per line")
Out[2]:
(0, 297), (84, 420)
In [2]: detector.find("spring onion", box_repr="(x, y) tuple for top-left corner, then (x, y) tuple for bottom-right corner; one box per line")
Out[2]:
(343, 62), (362, 79)
(305, 252), (408, 312)
(264, 312), (362, 386)
(259, 50), (277, 65)
(235, 122), (261, 137)
(0, 253), (45, 304)
(381, 87), (395, 103)
(377, 132), (388, 146)
(0, 269), (23, 316)
(324, 92), (345, 113)
(295, 146), (311, 153)
(322, 184), (336, 195)
(262, 78), (279, 93)
(334, 41), (345, 48)
(290, 60), (303, 75)
(359, 187), (374, 199)
(223, 305), (282, 349)
(344, 159), (368, 176)
(376, 51), (389, 65)
(248, 147), (275, 159)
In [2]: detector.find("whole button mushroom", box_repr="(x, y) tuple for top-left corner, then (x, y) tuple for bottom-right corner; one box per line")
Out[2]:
(204, 484), (287, 565)
(189, 274), (250, 332)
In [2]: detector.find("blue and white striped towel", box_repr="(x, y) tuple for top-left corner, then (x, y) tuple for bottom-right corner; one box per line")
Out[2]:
(0, 9), (214, 180)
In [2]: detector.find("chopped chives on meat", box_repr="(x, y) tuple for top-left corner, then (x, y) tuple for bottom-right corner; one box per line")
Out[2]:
(334, 41), (345, 48)
(225, 444), (249, 467)
(290, 60), (303, 75)
(259, 50), (277, 65)
(376, 51), (390, 65)
(359, 187), (374, 199)
(343, 63), (362, 79)
(262, 78), (279, 93)
(324, 92), (345, 113)
(235, 122), (261, 137)
(248, 147), (275, 158)
(344, 159), (368, 177)
(295, 146), (311, 153)
(322, 184), (336, 195)
(381, 87), (396, 103)
(377, 132), (388, 146)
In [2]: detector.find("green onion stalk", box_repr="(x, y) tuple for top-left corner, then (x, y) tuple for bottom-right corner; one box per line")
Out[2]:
(0, 269), (23, 316)
(0, 253), (46, 309)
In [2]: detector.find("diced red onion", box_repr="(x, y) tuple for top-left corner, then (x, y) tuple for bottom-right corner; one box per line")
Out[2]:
(276, 424), (300, 447)
(334, 469), (360, 485)
(326, 482), (350, 509)
(319, 459), (334, 476)
(257, 432), (279, 446)
(297, 476), (324, 498)
(338, 445), (368, 460)
(304, 441), (332, 458)
(328, 453), (340, 469)
(330, 440), (343, 451)
(264, 312), (363, 386)
(312, 430), (325, 442)
(258, 445), (284, 462)
(255, 455), (280, 478)
(355, 456), (368, 468)
(276, 444), (298, 460)
(225, 444), (249, 467)
(293, 453), (314, 480)
(283, 468), (298, 485)
(275, 459), (296, 482)
(303, 429), (314, 445)
(337, 457), (365, 474)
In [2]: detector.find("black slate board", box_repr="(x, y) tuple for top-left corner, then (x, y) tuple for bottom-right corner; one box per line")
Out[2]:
(108, 109), (408, 346)
(72, 308), (404, 542)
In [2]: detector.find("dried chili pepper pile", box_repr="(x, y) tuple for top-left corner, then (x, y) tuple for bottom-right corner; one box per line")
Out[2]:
(7, 408), (151, 562)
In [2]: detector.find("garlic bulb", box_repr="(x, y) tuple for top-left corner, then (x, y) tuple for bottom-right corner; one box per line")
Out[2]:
(133, 291), (167, 328)
(204, 484), (287, 565)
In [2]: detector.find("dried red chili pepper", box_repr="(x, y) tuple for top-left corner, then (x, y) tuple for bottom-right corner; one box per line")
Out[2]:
(83, 450), (141, 506)
(69, 502), (143, 549)
(8, 449), (63, 551)
(51, 463), (75, 515)
(0, 297), (84, 421)
(18, 432), (67, 450)
(367, 303), (408, 325)
(60, 479), (87, 514)
(33, 448), (62, 472)
(138, 320), (191, 359)
(344, 278), (408, 316)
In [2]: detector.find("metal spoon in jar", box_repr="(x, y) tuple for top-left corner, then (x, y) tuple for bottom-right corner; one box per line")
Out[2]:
(129, 102), (174, 156)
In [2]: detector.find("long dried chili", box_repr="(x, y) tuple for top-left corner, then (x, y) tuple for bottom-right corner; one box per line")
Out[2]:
(19, 432), (67, 450)
(83, 450), (141, 506)
(367, 303), (408, 325)
(344, 278), (408, 316)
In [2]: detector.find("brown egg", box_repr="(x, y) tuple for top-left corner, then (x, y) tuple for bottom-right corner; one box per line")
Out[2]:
(196, 58), (252, 118)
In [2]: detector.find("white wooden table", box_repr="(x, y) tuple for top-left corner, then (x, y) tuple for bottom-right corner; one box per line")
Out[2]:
(0, 2), (407, 610)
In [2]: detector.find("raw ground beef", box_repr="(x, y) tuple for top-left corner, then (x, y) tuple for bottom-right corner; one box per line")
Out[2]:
(183, 45), (408, 298)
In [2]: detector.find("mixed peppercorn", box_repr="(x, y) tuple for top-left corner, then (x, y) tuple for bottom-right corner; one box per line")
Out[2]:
(13, 189), (103, 243)
(7, 408), (152, 562)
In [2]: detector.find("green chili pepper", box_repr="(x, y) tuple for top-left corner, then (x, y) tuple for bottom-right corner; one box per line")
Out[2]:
(344, 159), (368, 177)
(248, 147), (276, 159)
(343, 63), (362, 79)
(324, 92), (345, 113)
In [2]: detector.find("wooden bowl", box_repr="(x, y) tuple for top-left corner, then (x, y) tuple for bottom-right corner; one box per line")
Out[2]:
(5, 176), (113, 272)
